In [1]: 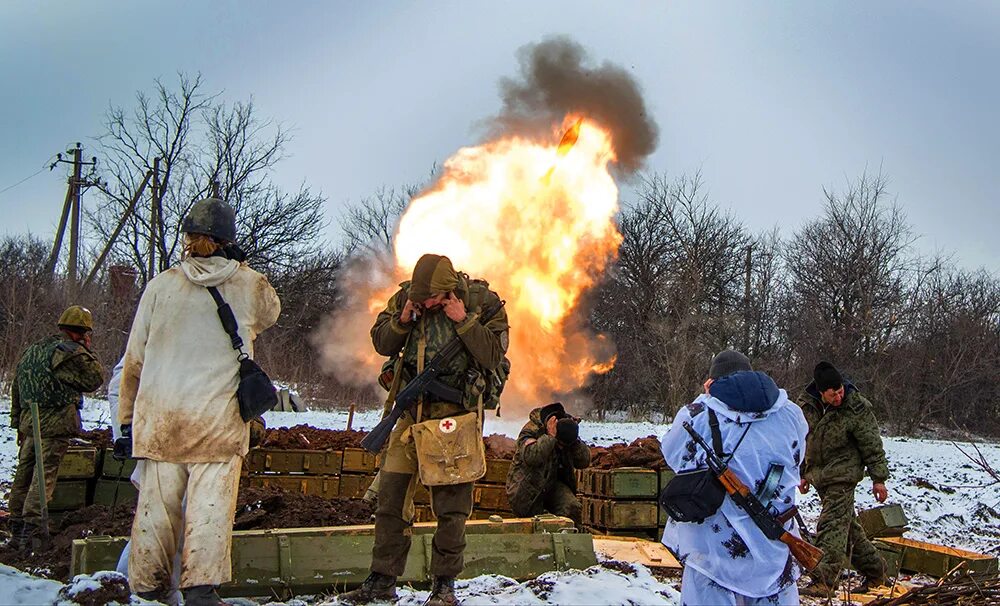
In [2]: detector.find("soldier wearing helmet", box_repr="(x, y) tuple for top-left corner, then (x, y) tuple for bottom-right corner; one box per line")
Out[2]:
(7, 306), (104, 550)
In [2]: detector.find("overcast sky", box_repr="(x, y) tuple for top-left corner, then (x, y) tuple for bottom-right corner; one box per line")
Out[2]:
(1, 1), (997, 270)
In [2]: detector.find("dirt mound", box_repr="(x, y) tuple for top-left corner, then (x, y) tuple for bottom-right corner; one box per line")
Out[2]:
(234, 484), (374, 530)
(484, 434), (517, 459)
(260, 425), (366, 450)
(57, 571), (132, 606)
(78, 427), (113, 450)
(589, 436), (666, 469)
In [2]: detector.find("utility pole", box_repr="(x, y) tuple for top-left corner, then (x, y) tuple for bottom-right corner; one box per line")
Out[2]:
(48, 143), (97, 297)
(147, 157), (160, 281)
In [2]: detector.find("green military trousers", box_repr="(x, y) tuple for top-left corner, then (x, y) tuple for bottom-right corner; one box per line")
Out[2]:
(812, 483), (886, 586)
(516, 482), (583, 528)
(8, 434), (70, 527)
(370, 402), (475, 578)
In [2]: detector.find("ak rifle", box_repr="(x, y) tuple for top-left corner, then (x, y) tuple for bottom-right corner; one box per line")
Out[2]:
(682, 421), (824, 570)
(361, 299), (505, 454)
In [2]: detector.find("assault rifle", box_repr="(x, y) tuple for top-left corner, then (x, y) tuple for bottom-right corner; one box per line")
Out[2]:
(682, 421), (824, 570)
(361, 299), (506, 454)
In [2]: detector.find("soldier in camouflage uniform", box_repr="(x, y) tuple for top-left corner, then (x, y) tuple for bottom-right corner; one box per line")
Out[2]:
(506, 402), (590, 526)
(7, 306), (104, 549)
(800, 361), (890, 597)
(339, 254), (509, 606)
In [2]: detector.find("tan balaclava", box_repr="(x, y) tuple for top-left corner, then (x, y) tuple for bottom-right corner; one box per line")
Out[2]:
(408, 254), (459, 302)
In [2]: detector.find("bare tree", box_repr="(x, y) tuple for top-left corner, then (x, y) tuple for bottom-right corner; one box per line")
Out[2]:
(338, 186), (416, 257)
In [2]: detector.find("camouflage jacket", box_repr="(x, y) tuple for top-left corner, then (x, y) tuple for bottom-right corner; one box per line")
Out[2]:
(370, 274), (509, 411)
(10, 335), (104, 437)
(801, 383), (889, 488)
(505, 407), (591, 516)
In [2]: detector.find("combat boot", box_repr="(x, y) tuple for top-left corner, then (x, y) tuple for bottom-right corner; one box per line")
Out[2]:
(800, 580), (836, 598)
(338, 572), (398, 605)
(858, 573), (888, 593)
(1, 518), (24, 549)
(423, 576), (459, 606)
(18, 522), (48, 553)
(182, 584), (225, 605)
(137, 589), (180, 606)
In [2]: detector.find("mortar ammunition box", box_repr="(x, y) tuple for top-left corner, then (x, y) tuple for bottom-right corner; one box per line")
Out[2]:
(246, 449), (343, 475)
(579, 467), (659, 498)
(247, 474), (341, 499)
(473, 484), (510, 511)
(858, 504), (909, 538)
(341, 448), (377, 473)
(338, 474), (376, 499)
(92, 477), (139, 506)
(582, 497), (659, 528)
(874, 537), (998, 577)
(50, 480), (89, 511)
(100, 450), (137, 479)
(482, 459), (512, 484)
(658, 468), (675, 490)
(58, 447), (100, 480)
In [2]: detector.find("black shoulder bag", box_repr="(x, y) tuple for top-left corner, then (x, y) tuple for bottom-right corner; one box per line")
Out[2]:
(659, 408), (749, 523)
(206, 286), (278, 422)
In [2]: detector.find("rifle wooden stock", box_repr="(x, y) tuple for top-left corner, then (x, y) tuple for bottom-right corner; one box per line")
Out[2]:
(781, 531), (824, 571)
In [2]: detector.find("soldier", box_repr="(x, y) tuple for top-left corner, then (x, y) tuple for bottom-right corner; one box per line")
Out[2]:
(7, 306), (104, 550)
(660, 351), (809, 605)
(505, 402), (590, 527)
(800, 361), (890, 597)
(339, 254), (509, 606)
(116, 197), (280, 606)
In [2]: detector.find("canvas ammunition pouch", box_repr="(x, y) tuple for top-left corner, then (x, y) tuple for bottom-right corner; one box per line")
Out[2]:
(659, 409), (728, 524)
(404, 410), (486, 486)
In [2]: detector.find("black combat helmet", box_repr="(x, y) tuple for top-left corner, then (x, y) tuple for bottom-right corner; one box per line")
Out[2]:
(181, 197), (237, 243)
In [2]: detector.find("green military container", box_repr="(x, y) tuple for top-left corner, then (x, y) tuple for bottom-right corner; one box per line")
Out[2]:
(50, 480), (89, 511)
(341, 448), (377, 473)
(473, 484), (510, 511)
(338, 474), (375, 499)
(582, 497), (659, 529)
(858, 504), (909, 538)
(579, 467), (659, 499)
(92, 477), (139, 507)
(246, 449), (344, 475)
(100, 449), (137, 479)
(58, 447), (101, 480)
(658, 468), (675, 490)
(247, 474), (341, 498)
(71, 516), (596, 598)
(874, 537), (998, 577)
(482, 459), (512, 485)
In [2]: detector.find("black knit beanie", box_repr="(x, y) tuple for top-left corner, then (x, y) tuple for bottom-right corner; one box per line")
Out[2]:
(709, 350), (752, 379)
(814, 361), (844, 392)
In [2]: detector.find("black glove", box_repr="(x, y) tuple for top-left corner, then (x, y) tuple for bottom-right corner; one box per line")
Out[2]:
(113, 424), (133, 461)
(555, 417), (579, 444)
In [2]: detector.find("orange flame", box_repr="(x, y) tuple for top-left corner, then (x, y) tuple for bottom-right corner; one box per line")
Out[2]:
(392, 115), (620, 407)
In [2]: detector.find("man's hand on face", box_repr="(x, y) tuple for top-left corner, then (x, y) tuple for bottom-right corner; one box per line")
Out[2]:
(400, 299), (421, 325)
(442, 292), (467, 323)
(546, 415), (558, 437)
(873, 482), (889, 503)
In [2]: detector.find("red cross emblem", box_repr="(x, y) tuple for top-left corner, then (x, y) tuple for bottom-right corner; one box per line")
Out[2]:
(439, 418), (456, 434)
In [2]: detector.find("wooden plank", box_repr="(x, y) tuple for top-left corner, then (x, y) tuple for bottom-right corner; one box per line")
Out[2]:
(50, 480), (89, 511)
(583, 498), (659, 529)
(579, 468), (659, 499)
(58, 447), (100, 480)
(482, 459), (512, 484)
(875, 536), (998, 577)
(100, 449), (137, 479)
(92, 477), (139, 506)
(247, 475), (341, 499)
(593, 535), (681, 569)
(858, 504), (909, 538)
(339, 474), (376, 499)
(246, 449), (344, 475)
(341, 448), (377, 473)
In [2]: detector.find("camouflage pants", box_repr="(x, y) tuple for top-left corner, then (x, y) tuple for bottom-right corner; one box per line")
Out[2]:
(8, 433), (69, 527)
(520, 482), (583, 527)
(371, 403), (474, 578)
(812, 483), (886, 585)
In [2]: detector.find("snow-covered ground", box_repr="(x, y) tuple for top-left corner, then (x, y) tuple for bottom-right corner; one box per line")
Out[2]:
(2, 397), (1000, 604)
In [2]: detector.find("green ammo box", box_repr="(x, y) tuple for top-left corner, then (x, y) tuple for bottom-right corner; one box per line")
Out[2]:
(246, 449), (344, 475)
(58, 447), (100, 480)
(482, 459), (512, 484)
(579, 467), (659, 499)
(100, 450), (137, 479)
(338, 474), (375, 499)
(50, 480), (89, 511)
(247, 474), (341, 498)
(341, 448), (377, 473)
(473, 484), (510, 511)
(92, 477), (139, 506)
(875, 537), (999, 577)
(858, 504), (909, 538)
(582, 497), (659, 529)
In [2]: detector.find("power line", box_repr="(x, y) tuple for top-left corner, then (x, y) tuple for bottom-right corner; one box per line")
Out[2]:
(0, 165), (47, 197)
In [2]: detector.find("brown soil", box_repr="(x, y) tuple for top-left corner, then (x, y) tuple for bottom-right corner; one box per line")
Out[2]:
(484, 434), (516, 460)
(260, 425), (367, 450)
(78, 427), (113, 450)
(0, 480), (375, 581)
(589, 436), (666, 469)
(57, 571), (132, 606)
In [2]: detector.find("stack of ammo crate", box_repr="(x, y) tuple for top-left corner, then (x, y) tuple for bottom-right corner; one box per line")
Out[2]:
(577, 466), (674, 539)
(413, 458), (514, 522)
(49, 444), (138, 514)
(245, 446), (378, 499)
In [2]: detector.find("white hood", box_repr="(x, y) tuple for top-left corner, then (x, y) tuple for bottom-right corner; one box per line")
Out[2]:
(180, 256), (240, 287)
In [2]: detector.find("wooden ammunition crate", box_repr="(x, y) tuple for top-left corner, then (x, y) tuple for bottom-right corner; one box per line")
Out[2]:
(482, 459), (511, 484)
(100, 450), (137, 479)
(341, 448), (377, 473)
(92, 477), (139, 507)
(248, 474), (341, 499)
(50, 480), (89, 511)
(586, 526), (662, 541)
(246, 449), (343, 475)
(658, 468), (675, 490)
(579, 467), (659, 499)
(474, 484), (510, 511)
(413, 506), (511, 524)
(339, 474), (376, 499)
(582, 497), (659, 529)
(875, 537), (998, 577)
(58, 447), (101, 480)
(858, 504), (909, 538)
(414, 482), (430, 505)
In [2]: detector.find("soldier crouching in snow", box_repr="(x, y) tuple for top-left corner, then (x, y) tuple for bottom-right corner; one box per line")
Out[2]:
(660, 351), (809, 605)
(505, 402), (590, 527)
(799, 361), (890, 597)
(115, 197), (280, 606)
